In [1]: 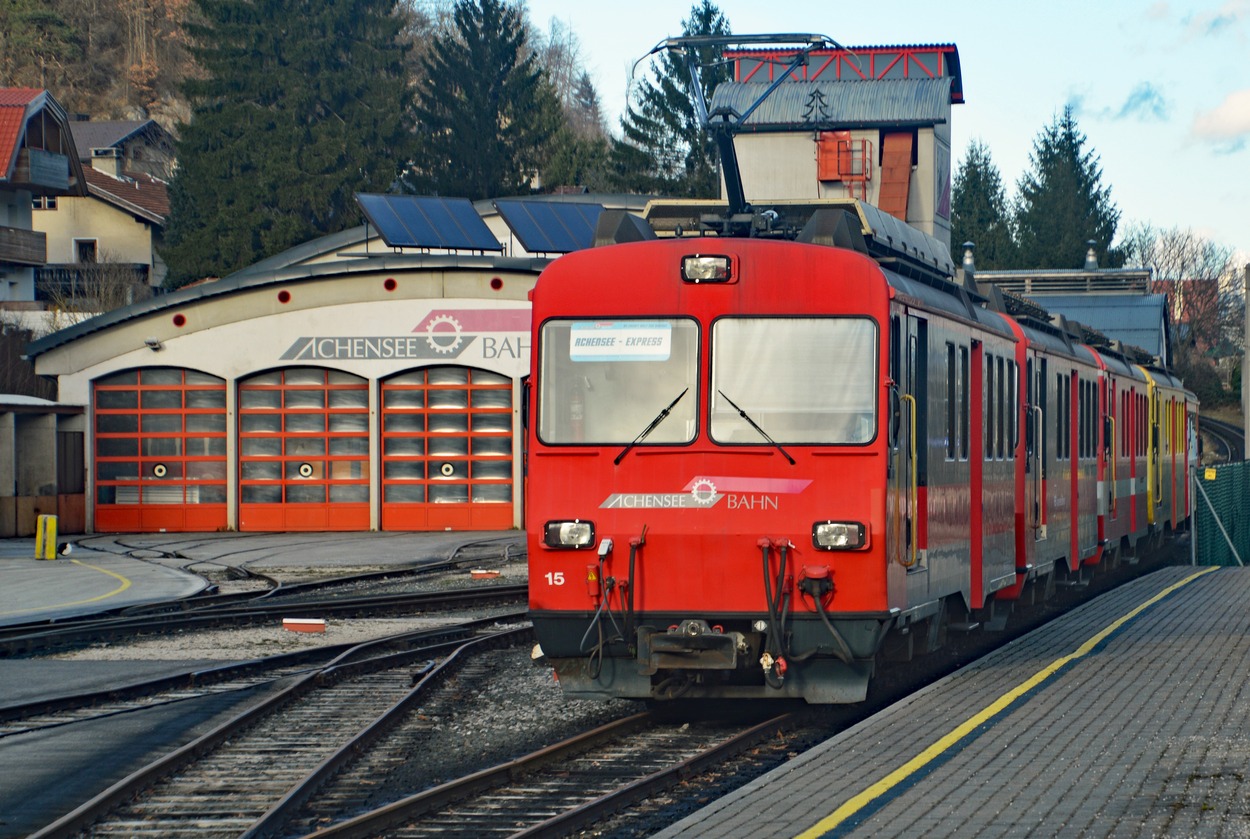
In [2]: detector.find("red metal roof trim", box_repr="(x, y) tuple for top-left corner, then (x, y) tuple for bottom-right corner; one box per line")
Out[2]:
(728, 44), (963, 103)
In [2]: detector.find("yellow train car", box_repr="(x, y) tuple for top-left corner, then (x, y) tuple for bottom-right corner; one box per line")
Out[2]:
(1138, 365), (1197, 540)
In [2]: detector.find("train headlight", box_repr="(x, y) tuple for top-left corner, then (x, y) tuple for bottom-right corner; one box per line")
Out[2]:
(543, 519), (595, 549)
(812, 521), (866, 550)
(681, 255), (732, 283)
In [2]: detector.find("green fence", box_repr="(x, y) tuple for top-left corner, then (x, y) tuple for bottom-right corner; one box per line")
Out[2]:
(1194, 462), (1250, 566)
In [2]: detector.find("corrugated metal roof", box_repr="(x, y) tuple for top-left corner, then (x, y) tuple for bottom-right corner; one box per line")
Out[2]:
(708, 77), (953, 130)
(69, 120), (152, 158)
(1030, 293), (1168, 359)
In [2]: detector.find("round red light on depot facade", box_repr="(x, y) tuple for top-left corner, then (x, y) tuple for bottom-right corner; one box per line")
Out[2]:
(278, 290), (291, 304)
(384, 278), (398, 292)
(490, 277), (504, 291)
(172, 314), (186, 327)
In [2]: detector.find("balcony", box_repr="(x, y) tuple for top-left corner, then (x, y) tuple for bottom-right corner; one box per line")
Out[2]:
(9, 148), (71, 192)
(0, 226), (46, 266)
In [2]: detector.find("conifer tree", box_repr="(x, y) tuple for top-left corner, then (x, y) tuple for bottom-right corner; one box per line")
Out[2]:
(162, 0), (414, 286)
(951, 140), (1017, 269)
(610, 0), (731, 197)
(408, 0), (562, 200)
(1014, 105), (1122, 268)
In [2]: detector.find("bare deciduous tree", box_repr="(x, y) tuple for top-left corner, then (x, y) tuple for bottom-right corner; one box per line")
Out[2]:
(1123, 224), (1241, 351)
(37, 249), (154, 330)
(1122, 222), (1243, 402)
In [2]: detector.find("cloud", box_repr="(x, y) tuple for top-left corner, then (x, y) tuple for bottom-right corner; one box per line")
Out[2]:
(1192, 88), (1250, 142)
(1116, 83), (1169, 120)
(1182, 0), (1248, 38)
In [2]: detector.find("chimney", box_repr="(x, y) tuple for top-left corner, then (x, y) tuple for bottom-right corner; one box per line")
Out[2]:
(1084, 240), (1099, 271)
(91, 147), (123, 178)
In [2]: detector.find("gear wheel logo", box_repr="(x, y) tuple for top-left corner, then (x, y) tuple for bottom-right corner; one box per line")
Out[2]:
(425, 314), (464, 354)
(690, 478), (718, 506)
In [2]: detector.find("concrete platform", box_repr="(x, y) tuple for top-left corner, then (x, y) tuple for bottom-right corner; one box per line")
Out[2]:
(657, 565), (1250, 839)
(0, 544), (206, 627)
(0, 530), (521, 628)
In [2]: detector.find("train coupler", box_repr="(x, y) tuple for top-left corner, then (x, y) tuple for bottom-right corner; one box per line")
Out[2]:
(636, 620), (745, 675)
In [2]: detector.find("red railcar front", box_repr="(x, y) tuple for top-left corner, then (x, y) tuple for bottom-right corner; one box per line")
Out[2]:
(527, 238), (898, 703)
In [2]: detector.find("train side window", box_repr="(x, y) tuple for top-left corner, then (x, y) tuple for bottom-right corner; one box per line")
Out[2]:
(1007, 360), (1017, 459)
(1069, 376), (1076, 460)
(1058, 373), (1069, 461)
(1039, 359), (1048, 476)
(889, 316), (901, 386)
(911, 319), (928, 486)
(1055, 374), (1063, 461)
(996, 355), (1005, 460)
(1124, 391), (1130, 455)
(960, 346), (970, 461)
(1078, 380), (1086, 460)
(945, 343), (956, 460)
(985, 353), (995, 460)
(1025, 358), (1034, 465)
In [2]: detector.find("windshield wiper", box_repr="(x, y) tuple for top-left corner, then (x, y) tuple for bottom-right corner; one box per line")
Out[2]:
(614, 388), (689, 465)
(718, 389), (796, 464)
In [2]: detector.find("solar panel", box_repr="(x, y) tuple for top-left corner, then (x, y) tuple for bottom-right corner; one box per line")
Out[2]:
(355, 193), (502, 251)
(494, 200), (604, 254)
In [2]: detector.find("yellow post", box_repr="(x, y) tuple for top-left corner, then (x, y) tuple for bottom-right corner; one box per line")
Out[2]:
(35, 514), (58, 560)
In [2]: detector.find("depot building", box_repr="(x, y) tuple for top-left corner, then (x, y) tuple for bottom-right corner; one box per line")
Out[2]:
(27, 195), (640, 533)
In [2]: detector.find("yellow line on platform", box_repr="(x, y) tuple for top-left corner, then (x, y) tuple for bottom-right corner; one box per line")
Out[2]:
(796, 566), (1220, 839)
(0, 559), (134, 617)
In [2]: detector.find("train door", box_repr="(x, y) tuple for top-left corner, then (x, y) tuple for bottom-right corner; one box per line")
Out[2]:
(969, 340), (984, 605)
(1025, 352), (1047, 543)
(1105, 377), (1118, 526)
(889, 313), (927, 573)
(1148, 384), (1161, 527)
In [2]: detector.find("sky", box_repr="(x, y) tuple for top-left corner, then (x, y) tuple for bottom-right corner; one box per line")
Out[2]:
(524, 0), (1250, 266)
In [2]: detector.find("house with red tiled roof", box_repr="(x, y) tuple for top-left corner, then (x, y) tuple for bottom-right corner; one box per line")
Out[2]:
(0, 88), (87, 303)
(32, 145), (172, 297)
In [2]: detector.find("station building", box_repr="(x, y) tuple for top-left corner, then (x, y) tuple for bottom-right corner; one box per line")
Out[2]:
(26, 195), (642, 533)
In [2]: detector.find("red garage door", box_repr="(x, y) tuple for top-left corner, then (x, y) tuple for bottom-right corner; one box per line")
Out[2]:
(381, 366), (514, 531)
(93, 368), (227, 532)
(238, 367), (369, 531)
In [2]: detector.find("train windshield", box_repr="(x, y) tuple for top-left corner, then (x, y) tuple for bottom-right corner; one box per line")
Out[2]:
(711, 317), (877, 445)
(538, 318), (699, 445)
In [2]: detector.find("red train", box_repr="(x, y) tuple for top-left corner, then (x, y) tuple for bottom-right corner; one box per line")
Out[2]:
(525, 199), (1196, 704)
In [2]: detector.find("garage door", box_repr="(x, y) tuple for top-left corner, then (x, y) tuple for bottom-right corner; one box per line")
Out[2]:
(93, 367), (227, 532)
(238, 367), (369, 531)
(381, 366), (514, 530)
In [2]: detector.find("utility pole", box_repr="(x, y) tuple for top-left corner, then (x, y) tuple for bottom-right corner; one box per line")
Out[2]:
(1244, 264), (1250, 453)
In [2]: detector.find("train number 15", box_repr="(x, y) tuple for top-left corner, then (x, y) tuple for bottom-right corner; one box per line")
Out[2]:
(544, 572), (565, 585)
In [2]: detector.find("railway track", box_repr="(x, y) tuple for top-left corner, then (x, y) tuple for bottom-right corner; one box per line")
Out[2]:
(0, 582), (527, 658)
(279, 709), (801, 839)
(0, 614), (522, 737)
(1200, 415), (1245, 462)
(30, 619), (532, 839)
